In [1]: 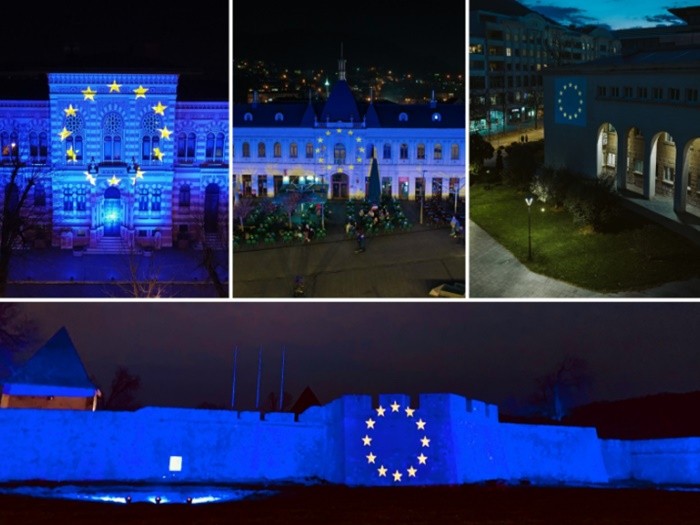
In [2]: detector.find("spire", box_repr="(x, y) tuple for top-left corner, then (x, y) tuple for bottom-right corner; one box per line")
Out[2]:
(338, 42), (346, 81)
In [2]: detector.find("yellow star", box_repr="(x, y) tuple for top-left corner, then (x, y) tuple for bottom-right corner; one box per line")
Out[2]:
(108, 175), (121, 186)
(348, 130), (354, 136)
(108, 80), (122, 93)
(359, 147), (365, 153)
(64, 104), (78, 117)
(365, 418), (375, 429)
(366, 452), (376, 464)
(356, 157), (362, 163)
(152, 101), (168, 115)
(349, 165), (355, 171)
(134, 85), (149, 99)
(325, 130), (331, 136)
(84, 172), (97, 186)
(315, 148), (321, 154)
(375, 405), (386, 417)
(66, 146), (78, 162)
(407, 466), (417, 478)
(417, 453), (428, 465)
(377, 465), (387, 477)
(405, 407), (415, 418)
(336, 128), (342, 133)
(362, 435), (372, 447)
(153, 147), (164, 161)
(356, 137), (362, 142)
(158, 126), (172, 140)
(135, 169), (145, 179)
(82, 86), (97, 101)
(390, 401), (400, 413)
(317, 137), (323, 143)
(326, 164), (332, 170)
(58, 127), (72, 141)
(416, 419), (426, 430)
(420, 436), (430, 448)
(317, 158), (324, 163)
(392, 470), (402, 482)
(338, 167), (344, 173)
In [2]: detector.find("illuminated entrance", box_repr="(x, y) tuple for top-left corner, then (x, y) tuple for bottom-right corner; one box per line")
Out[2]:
(103, 187), (122, 237)
(331, 173), (348, 199)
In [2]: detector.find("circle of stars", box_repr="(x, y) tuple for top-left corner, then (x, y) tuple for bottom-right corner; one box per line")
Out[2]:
(361, 400), (431, 483)
(557, 82), (584, 122)
(316, 128), (361, 175)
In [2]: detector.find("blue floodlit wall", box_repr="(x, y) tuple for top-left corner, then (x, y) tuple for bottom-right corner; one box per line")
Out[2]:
(1, 393), (699, 486)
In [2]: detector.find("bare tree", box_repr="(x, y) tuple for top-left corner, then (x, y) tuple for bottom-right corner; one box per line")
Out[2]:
(0, 144), (49, 296)
(101, 366), (141, 411)
(531, 356), (592, 421)
(0, 303), (38, 378)
(232, 196), (256, 231)
(278, 192), (302, 228)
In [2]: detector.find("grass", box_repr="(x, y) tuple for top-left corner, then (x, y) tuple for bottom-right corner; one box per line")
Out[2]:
(470, 183), (700, 292)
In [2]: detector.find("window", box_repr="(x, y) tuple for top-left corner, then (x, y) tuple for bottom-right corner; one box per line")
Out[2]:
(76, 188), (86, 212)
(142, 136), (160, 162)
(273, 142), (282, 158)
(63, 188), (73, 212)
(152, 189), (162, 212)
(610, 86), (619, 98)
(334, 143), (346, 165)
(34, 183), (46, 207)
(65, 136), (83, 163)
(274, 112), (284, 122)
(289, 142), (298, 158)
(102, 112), (123, 161)
(383, 143), (391, 160)
(637, 87), (648, 99)
(399, 143), (408, 160)
(652, 87), (663, 100)
(244, 112), (253, 122)
(434, 144), (442, 160)
(623, 86), (633, 98)
(417, 143), (426, 160)
(305, 142), (314, 159)
(29, 132), (48, 164)
(451, 144), (460, 160)
(138, 189), (149, 212)
(179, 185), (191, 207)
(606, 152), (616, 167)
(177, 133), (196, 163)
(663, 166), (675, 182)
(242, 142), (250, 158)
(1, 131), (12, 162)
(633, 159), (643, 174)
(668, 88), (681, 101)
(206, 133), (225, 162)
(686, 88), (698, 102)
(258, 175), (268, 197)
(142, 113), (162, 163)
(399, 112), (408, 122)
(257, 142), (266, 158)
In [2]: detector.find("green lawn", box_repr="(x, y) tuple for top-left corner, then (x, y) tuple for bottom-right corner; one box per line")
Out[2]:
(470, 183), (700, 292)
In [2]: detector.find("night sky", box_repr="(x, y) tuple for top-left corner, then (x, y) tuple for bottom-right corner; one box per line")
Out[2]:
(521, 0), (699, 30)
(11, 302), (700, 412)
(233, 1), (466, 73)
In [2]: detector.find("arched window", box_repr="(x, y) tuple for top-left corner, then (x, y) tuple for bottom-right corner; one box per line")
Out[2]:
(142, 113), (162, 163)
(215, 133), (225, 162)
(179, 185), (191, 207)
(417, 143), (426, 160)
(257, 142), (266, 158)
(65, 136), (83, 163)
(434, 143), (443, 160)
(399, 112), (408, 122)
(244, 112), (253, 122)
(366, 144), (375, 159)
(64, 113), (84, 163)
(242, 142), (250, 158)
(290, 142), (298, 158)
(102, 112), (124, 161)
(205, 132), (225, 162)
(0, 131), (11, 162)
(274, 142), (282, 158)
(274, 112), (284, 122)
(334, 143), (346, 165)
(451, 143), (460, 160)
(152, 189), (162, 212)
(142, 136), (160, 162)
(177, 132), (196, 163)
(305, 142), (314, 159)
(383, 143), (392, 160)
(400, 143), (408, 160)
(138, 188), (149, 212)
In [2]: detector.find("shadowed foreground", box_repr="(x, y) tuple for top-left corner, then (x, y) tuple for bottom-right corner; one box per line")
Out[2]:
(2, 485), (700, 524)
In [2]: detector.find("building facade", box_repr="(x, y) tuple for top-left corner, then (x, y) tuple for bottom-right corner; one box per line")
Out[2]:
(469, 0), (620, 134)
(232, 59), (465, 204)
(0, 72), (228, 252)
(543, 48), (700, 217)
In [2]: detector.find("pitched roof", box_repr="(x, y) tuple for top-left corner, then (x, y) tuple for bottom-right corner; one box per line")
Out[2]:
(319, 80), (360, 123)
(2, 327), (97, 397)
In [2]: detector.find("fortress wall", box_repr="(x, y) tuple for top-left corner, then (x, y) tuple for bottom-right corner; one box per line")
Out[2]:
(0, 407), (328, 483)
(602, 438), (700, 485)
(499, 423), (609, 484)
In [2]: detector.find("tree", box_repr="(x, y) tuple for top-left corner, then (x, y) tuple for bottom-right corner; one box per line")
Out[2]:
(531, 356), (592, 421)
(233, 197), (256, 231)
(277, 191), (303, 228)
(0, 144), (48, 296)
(504, 141), (543, 189)
(0, 304), (38, 379)
(101, 366), (141, 411)
(469, 132), (495, 173)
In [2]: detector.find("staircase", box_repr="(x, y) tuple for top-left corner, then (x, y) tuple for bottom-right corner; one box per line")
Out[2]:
(84, 237), (135, 255)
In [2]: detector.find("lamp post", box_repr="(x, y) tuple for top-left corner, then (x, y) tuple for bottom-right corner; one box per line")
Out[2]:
(419, 170), (426, 225)
(525, 195), (534, 261)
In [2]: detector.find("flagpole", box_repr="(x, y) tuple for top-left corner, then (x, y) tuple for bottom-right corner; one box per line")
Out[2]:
(230, 347), (238, 410)
(278, 347), (286, 411)
(255, 346), (262, 410)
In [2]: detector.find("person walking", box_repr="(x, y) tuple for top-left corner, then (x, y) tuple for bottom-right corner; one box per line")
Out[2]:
(355, 228), (366, 253)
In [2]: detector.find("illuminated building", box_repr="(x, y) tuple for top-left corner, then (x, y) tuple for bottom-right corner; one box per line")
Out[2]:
(232, 55), (465, 203)
(469, 0), (619, 134)
(0, 72), (228, 252)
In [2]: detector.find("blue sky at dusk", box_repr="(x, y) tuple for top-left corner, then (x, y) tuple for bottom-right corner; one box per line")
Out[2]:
(522, 0), (699, 29)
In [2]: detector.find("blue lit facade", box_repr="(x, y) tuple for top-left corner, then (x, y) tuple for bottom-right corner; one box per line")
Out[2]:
(232, 61), (465, 203)
(0, 73), (228, 251)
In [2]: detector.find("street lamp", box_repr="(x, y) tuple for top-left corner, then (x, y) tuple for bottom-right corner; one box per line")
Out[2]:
(419, 170), (426, 225)
(525, 195), (534, 261)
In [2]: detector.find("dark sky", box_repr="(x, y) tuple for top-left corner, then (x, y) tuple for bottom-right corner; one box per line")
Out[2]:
(13, 302), (700, 411)
(233, 2), (466, 73)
